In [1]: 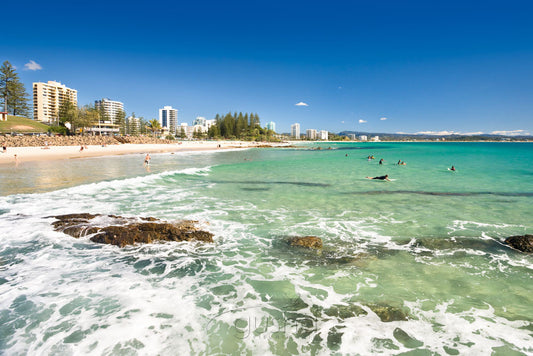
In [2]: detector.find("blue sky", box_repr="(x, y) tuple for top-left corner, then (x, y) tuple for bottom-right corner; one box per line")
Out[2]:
(3, 0), (532, 135)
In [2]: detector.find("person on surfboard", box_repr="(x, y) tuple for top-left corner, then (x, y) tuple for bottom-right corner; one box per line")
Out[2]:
(366, 174), (391, 181)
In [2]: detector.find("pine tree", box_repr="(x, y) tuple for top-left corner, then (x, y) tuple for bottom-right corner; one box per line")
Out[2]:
(0, 61), (30, 117)
(115, 109), (126, 135)
(58, 100), (78, 133)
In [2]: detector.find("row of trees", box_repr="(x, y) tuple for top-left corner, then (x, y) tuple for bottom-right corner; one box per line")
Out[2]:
(0, 61), (30, 117)
(207, 112), (276, 141)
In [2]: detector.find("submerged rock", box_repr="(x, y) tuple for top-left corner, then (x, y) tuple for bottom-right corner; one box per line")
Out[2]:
(50, 213), (213, 247)
(367, 303), (409, 322)
(320, 302), (409, 322)
(287, 236), (323, 250)
(504, 234), (533, 253)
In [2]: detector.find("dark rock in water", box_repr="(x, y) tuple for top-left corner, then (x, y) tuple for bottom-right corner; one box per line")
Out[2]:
(288, 236), (323, 250)
(50, 213), (213, 247)
(324, 304), (367, 319)
(367, 303), (409, 322)
(393, 327), (423, 348)
(504, 234), (533, 253)
(322, 303), (408, 322)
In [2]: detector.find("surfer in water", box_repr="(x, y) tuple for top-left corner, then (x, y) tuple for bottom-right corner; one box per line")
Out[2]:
(450, 165), (456, 171)
(366, 174), (391, 181)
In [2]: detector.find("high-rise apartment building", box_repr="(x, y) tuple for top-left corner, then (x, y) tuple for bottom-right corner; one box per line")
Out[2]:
(95, 98), (124, 122)
(266, 121), (276, 132)
(159, 106), (178, 134)
(33, 81), (77, 124)
(306, 129), (317, 140)
(291, 123), (300, 139)
(320, 130), (329, 140)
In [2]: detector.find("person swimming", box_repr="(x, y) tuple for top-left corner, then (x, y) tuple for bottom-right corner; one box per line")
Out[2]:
(379, 158), (384, 165)
(450, 165), (456, 171)
(366, 174), (391, 181)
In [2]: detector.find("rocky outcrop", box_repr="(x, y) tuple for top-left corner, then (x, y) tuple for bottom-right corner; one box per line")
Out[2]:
(1, 135), (175, 148)
(504, 234), (533, 253)
(287, 236), (323, 250)
(50, 213), (213, 247)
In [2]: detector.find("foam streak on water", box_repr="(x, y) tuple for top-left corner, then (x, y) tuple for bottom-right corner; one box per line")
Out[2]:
(0, 143), (532, 354)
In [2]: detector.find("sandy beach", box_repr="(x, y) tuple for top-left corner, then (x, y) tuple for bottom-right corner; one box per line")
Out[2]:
(0, 141), (275, 165)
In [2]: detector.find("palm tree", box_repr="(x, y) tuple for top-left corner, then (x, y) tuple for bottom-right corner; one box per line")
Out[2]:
(147, 118), (161, 137)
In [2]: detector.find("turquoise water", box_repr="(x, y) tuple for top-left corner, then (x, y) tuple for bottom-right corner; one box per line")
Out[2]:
(0, 142), (532, 355)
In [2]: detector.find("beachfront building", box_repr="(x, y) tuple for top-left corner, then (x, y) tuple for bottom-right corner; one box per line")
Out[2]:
(178, 123), (204, 139)
(87, 98), (124, 135)
(33, 81), (77, 124)
(159, 106), (178, 135)
(359, 135), (368, 141)
(192, 116), (216, 132)
(371, 136), (380, 142)
(348, 134), (356, 140)
(306, 129), (317, 140)
(95, 98), (124, 122)
(266, 121), (276, 132)
(291, 123), (300, 139)
(320, 130), (329, 140)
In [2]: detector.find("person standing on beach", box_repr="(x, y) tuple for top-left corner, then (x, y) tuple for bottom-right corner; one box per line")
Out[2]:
(2, 143), (6, 153)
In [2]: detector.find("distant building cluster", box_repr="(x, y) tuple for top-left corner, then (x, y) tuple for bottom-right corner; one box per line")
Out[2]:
(31, 79), (279, 138)
(290, 123), (328, 140)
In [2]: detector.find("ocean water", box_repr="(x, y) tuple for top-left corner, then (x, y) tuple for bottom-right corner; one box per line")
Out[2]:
(0, 142), (532, 355)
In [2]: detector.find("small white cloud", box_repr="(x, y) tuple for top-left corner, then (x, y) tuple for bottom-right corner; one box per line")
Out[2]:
(490, 130), (529, 136)
(295, 102), (308, 107)
(358, 119), (367, 123)
(24, 60), (42, 71)
(341, 121), (345, 124)
(380, 117), (388, 121)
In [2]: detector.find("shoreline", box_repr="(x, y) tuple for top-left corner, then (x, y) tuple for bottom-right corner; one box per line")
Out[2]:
(0, 141), (281, 166)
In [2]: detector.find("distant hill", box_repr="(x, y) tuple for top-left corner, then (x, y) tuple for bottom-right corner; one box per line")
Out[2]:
(0, 116), (50, 134)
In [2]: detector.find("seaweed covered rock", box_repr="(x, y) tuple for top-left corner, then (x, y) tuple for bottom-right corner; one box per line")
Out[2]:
(287, 236), (323, 250)
(50, 213), (213, 247)
(504, 234), (533, 253)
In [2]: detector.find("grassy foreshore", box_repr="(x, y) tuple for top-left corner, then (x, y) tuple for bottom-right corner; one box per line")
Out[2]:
(0, 136), (284, 165)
